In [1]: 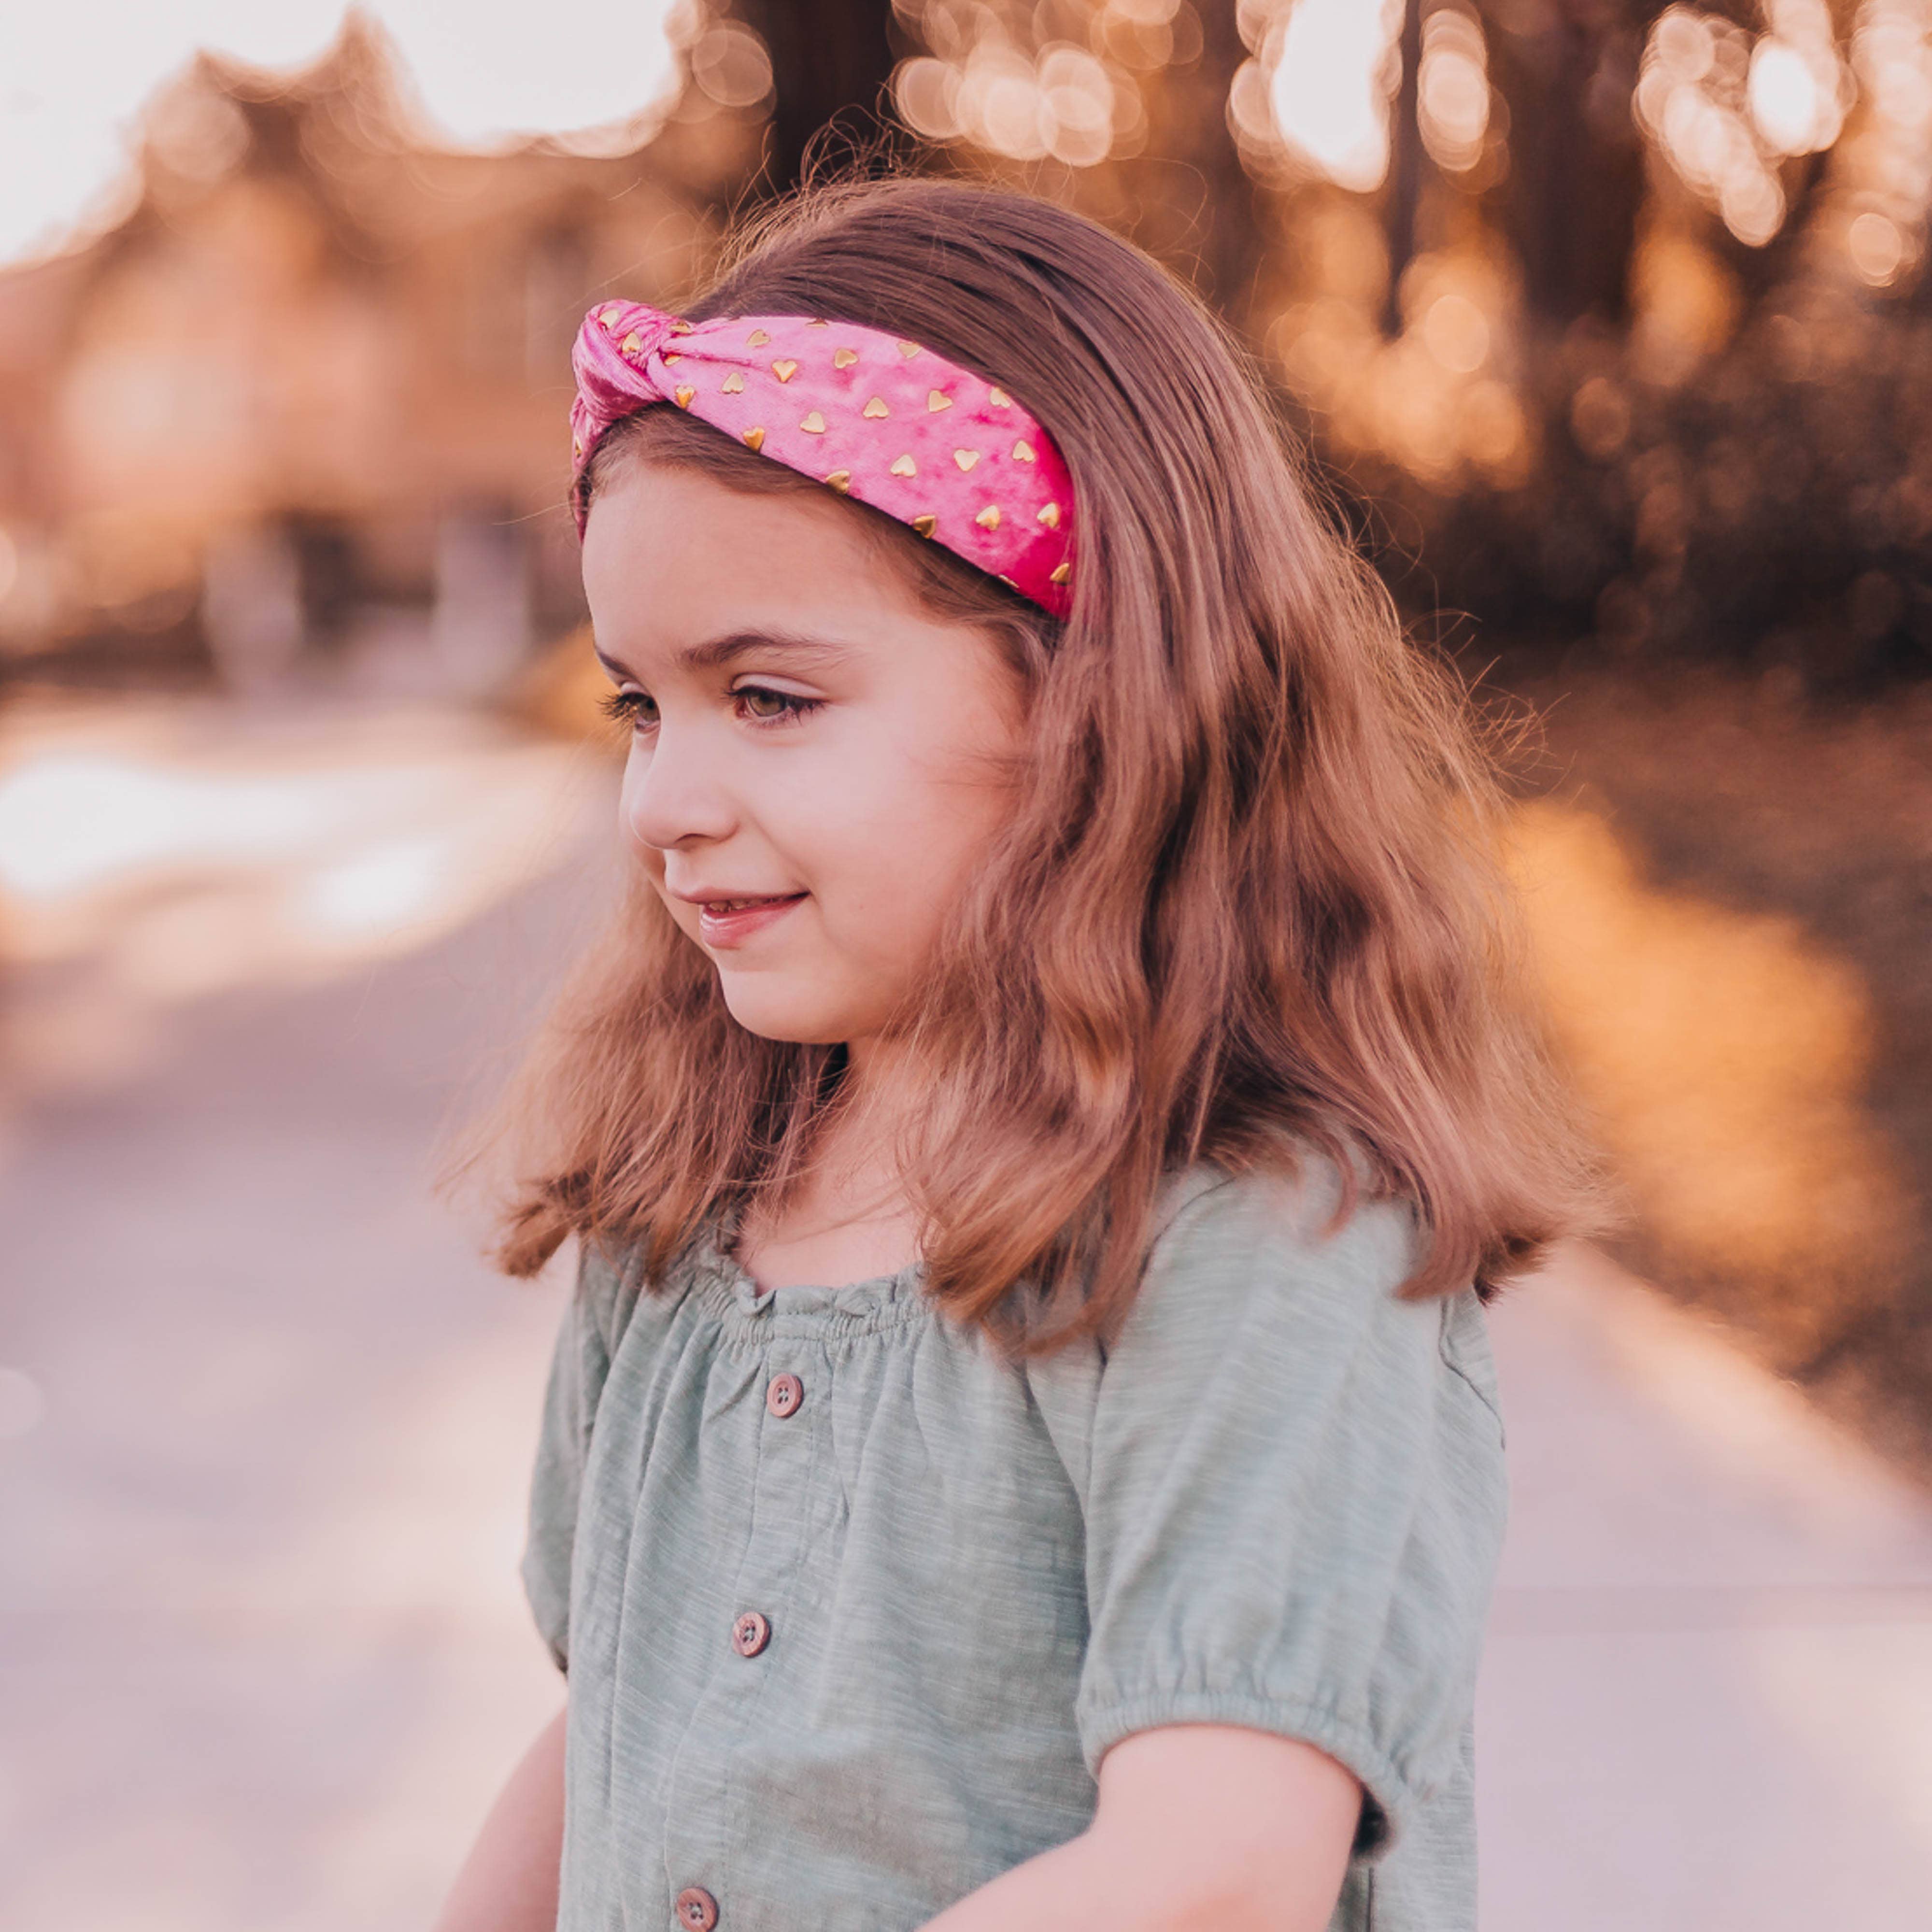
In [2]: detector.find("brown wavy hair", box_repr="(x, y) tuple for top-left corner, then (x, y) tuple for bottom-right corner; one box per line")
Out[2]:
(485, 175), (1606, 1344)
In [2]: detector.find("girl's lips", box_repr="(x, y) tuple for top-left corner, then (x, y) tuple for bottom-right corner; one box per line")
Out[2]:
(696, 893), (806, 948)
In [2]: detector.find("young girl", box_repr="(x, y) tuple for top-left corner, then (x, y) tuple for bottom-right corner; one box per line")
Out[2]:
(437, 177), (1600, 1932)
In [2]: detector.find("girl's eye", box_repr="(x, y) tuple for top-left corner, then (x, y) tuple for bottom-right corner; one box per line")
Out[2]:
(600, 689), (657, 730)
(598, 685), (820, 730)
(734, 684), (823, 725)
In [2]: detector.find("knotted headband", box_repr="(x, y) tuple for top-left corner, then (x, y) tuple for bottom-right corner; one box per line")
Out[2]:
(569, 301), (1076, 619)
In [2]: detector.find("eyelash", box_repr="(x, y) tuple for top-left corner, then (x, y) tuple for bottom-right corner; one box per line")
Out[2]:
(599, 685), (824, 730)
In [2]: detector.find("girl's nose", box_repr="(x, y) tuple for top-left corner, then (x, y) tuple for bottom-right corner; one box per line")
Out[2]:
(621, 729), (737, 852)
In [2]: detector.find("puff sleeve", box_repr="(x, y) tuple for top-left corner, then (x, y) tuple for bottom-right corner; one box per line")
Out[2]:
(1071, 1165), (1508, 1861)
(520, 1241), (635, 1674)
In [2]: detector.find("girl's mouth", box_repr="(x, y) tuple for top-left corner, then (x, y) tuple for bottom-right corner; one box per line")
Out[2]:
(696, 893), (807, 948)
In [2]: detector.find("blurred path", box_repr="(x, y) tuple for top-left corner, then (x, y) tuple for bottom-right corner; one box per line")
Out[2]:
(3, 700), (1932, 1929)
(0, 698), (613, 1932)
(1480, 1247), (1932, 1930)
(0, 695), (608, 1111)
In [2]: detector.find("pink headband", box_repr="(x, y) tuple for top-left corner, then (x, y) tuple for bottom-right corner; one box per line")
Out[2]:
(569, 301), (1076, 618)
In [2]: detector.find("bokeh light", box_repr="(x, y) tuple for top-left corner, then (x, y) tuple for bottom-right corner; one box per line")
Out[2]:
(1633, 1), (1859, 248)
(889, 1), (1174, 167)
(1261, 0), (1403, 192)
(0, 1), (687, 265)
(1839, 0), (1932, 287)
(5, 8), (1932, 1929)
(1417, 4), (1491, 176)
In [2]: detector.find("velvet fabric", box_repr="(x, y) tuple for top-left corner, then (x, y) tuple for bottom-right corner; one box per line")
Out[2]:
(570, 300), (1077, 619)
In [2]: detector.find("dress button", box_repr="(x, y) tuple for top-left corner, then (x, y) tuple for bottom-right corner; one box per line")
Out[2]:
(674, 1885), (718, 1930)
(765, 1371), (804, 1419)
(732, 1610), (770, 1657)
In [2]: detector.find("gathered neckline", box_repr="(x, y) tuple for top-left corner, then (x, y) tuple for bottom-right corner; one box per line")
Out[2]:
(682, 1211), (931, 1335)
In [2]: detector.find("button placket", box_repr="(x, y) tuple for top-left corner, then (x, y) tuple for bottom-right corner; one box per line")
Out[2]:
(663, 1345), (820, 1926)
(732, 1364), (802, 1668)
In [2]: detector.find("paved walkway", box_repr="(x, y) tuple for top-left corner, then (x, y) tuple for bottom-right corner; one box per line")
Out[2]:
(3, 700), (1930, 1929)
(1480, 1247), (1932, 1928)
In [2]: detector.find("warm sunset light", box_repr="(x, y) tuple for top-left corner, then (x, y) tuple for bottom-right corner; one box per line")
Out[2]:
(6, 12), (1932, 1928)
(0, 1), (684, 264)
(1266, 0), (1402, 192)
(1416, 7), (1490, 172)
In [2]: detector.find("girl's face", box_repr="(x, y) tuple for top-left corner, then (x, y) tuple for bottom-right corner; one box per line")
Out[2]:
(582, 460), (1029, 1051)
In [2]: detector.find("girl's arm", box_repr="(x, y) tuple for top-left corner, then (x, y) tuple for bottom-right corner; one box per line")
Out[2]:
(432, 1704), (568, 1932)
(921, 1724), (1360, 1932)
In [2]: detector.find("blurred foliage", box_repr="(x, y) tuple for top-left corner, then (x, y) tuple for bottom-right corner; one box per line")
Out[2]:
(853, 0), (1932, 689)
(5, 0), (1932, 693)
(1363, 285), (1932, 691)
(1501, 665), (1932, 1477)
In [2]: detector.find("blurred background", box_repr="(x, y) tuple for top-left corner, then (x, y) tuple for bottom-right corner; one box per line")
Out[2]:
(2, 2), (1931, 1926)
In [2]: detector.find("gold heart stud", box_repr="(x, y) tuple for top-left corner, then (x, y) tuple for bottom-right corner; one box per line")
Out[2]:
(889, 454), (916, 477)
(772, 358), (799, 383)
(1011, 439), (1036, 462)
(897, 340), (921, 358)
(673, 384), (695, 409)
(927, 390), (952, 413)
(833, 347), (859, 369)
(747, 327), (771, 347)
(621, 332), (643, 355)
(743, 426), (766, 451)
(721, 371), (745, 393)
(1037, 501), (1061, 528)
(988, 386), (1012, 407)
(912, 512), (937, 536)
(1050, 562), (1071, 584)
(862, 396), (890, 419)
(824, 469), (851, 494)
(975, 505), (1001, 530)
(799, 410), (827, 434)
(953, 449), (980, 471)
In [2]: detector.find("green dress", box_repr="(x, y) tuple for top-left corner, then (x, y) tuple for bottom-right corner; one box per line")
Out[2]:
(524, 1154), (1509, 1931)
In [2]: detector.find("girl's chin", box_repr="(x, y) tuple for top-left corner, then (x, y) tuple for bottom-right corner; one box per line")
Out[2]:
(714, 981), (860, 1047)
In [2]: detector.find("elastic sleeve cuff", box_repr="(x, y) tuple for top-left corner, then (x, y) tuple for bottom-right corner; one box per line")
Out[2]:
(1077, 1689), (1415, 1862)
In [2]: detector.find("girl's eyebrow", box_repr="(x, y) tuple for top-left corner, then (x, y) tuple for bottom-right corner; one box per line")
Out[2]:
(594, 630), (854, 682)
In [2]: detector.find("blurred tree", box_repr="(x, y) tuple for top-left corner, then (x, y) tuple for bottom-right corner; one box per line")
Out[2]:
(734, 0), (902, 190)
(1383, 0), (1425, 335)
(1484, 0), (1657, 328)
(706, 0), (1932, 686)
(1183, 0), (1268, 327)
(1481, 0), (1846, 327)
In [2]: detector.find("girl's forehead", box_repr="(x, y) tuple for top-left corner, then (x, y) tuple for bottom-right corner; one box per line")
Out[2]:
(583, 463), (1004, 680)
(585, 458), (864, 576)
(587, 474), (892, 627)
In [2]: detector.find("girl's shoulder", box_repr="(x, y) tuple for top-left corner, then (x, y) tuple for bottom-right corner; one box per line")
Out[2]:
(1145, 1143), (1424, 1305)
(571, 1231), (656, 1361)
(1130, 1146), (1503, 1433)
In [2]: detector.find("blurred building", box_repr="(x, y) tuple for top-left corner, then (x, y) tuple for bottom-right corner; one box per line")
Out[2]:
(0, 22), (728, 696)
